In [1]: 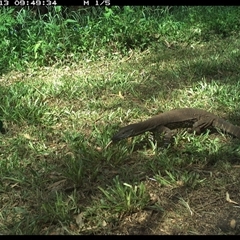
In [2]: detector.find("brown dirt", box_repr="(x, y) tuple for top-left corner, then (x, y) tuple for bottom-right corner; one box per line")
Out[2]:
(111, 167), (240, 235)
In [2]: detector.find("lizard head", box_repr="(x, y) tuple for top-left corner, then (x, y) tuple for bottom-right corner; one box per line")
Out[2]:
(111, 124), (138, 142)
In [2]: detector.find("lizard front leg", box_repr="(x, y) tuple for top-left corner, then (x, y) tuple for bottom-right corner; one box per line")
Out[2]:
(151, 125), (174, 147)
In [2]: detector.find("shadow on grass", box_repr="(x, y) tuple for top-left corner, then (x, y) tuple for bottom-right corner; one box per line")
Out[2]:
(63, 129), (240, 234)
(119, 35), (240, 104)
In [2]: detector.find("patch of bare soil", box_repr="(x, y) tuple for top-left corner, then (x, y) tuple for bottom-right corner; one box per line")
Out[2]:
(112, 168), (240, 235)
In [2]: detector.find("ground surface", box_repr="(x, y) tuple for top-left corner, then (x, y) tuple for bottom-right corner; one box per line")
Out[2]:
(1, 38), (240, 235)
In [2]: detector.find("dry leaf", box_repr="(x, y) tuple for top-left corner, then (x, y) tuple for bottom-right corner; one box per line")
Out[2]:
(164, 40), (172, 48)
(226, 192), (239, 205)
(118, 91), (124, 99)
(21, 133), (37, 141)
(230, 219), (236, 229)
(102, 220), (107, 227)
(75, 212), (84, 228)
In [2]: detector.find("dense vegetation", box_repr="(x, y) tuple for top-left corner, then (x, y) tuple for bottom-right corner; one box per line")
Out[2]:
(1, 6), (240, 72)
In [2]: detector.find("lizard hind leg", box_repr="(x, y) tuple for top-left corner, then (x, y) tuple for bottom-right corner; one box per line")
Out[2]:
(191, 118), (213, 135)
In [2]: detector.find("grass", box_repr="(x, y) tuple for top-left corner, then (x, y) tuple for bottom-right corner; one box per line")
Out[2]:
(1, 6), (240, 235)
